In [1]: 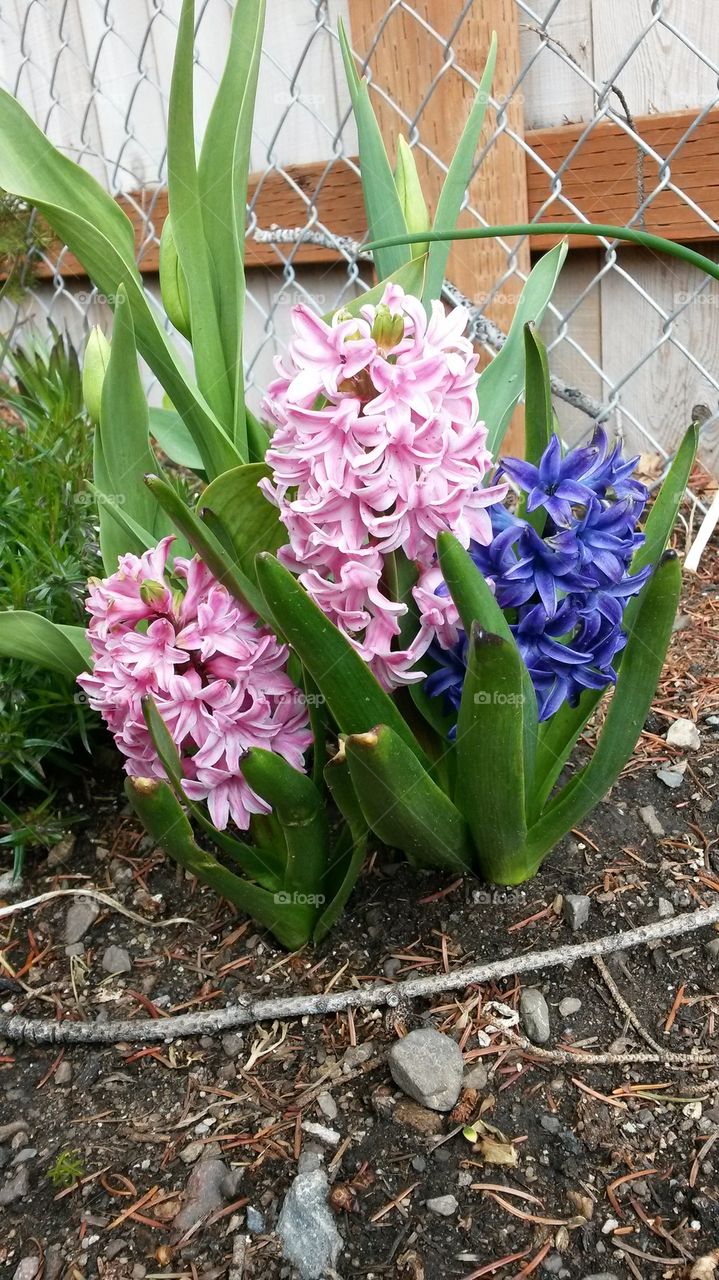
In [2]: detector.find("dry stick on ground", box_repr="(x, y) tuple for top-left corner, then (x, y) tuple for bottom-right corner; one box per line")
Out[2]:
(2, 902), (719, 1047)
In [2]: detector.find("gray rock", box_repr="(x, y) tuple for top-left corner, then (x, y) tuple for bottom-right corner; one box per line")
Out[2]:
(666, 718), (700, 750)
(54, 1061), (73, 1086)
(316, 1092), (337, 1121)
(342, 1043), (374, 1071)
(563, 894), (590, 931)
(246, 1206), (265, 1234)
(656, 767), (685, 789)
(463, 1062), (489, 1090)
(221, 1032), (244, 1059)
(581, 1275), (620, 1280)
(657, 898), (675, 919)
(521, 989), (551, 1044)
(558, 997), (581, 1018)
(639, 805), (665, 837)
(425, 1194), (458, 1216)
(542, 1255), (563, 1275)
(0, 1164), (30, 1206)
(388, 1028), (464, 1112)
(102, 945), (131, 975)
(297, 1150), (322, 1174)
(411, 1155), (427, 1173)
(541, 1115), (561, 1134)
(301, 1121), (340, 1147)
(277, 1169), (342, 1280)
(64, 898), (100, 944)
(705, 938), (719, 961)
(13, 1259), (40, 1280)
(172, 1158), (241, 1234)
(383, 957), (401, 979)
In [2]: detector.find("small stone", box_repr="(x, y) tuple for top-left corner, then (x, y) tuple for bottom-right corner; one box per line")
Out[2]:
(411, 1155), (427, 1173)
(383, 957), (401, 979)
(388, 1028), (464, 1112)
(297, 1150), (322, 1174)
(64, 898), (100, 944)
(0, 1164), (30, 1206)
(582, 1275), (620, 1280)
(520, 989), (551, 1044)
(54, 1061), (73, 1086)
(705, 938), (719, 961)
(601, 1217), (619, 1234)
(656, 766), (685, 789)
(464, 1062), (489, 1090)
(563, 894), (590, 931)
(540, 1115), (561, 1134)
(639, 805), (665, 837)
(179, 1140), (205, 1164)
(425, 1194), (458, 1216)
(246, 1206), (265, 1234)
(558, 997), (581, 1018)
(46, 834), (76, 869)
(542, 1255), (563, 1276)
(277, 1169), (342, 1280)
(221, 1032), (244, 1058)
(316, 1092), (338, 1121)
(172, 1158), (241, 1234)
(666, 718), (700, 750)
(657, 898), (675, 919)
(13, 1259), (41, 1280)
(342, 1043), (374, 1072)
(301, 1121), (340, 1147)
(101, 945), (131, 975)
(64, 943), (85, 958)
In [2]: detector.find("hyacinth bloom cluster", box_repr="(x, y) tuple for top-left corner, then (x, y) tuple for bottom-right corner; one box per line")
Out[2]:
(77, 537), (311, 830)
(427, 429), (651, 721)
(261, 284), (506, 687)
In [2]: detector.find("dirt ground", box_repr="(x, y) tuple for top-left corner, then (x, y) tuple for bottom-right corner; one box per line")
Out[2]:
(1, 506), (718, 1280)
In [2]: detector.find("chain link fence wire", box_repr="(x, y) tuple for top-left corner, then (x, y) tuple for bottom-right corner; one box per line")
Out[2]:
(1, 0), (718, 493)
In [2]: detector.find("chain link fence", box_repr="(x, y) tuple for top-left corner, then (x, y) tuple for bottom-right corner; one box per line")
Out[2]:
(1, 0), (718, 488)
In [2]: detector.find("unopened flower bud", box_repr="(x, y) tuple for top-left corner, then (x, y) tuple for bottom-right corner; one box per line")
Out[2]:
(371, 303), (405, 352)
(139, 578), (168, 607)
(82, 327), (110, 425)
(394, 136), (430, 258)
(159, 215), (192, 339)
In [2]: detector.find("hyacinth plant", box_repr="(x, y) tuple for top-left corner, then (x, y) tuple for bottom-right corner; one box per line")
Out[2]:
(0, 0), (710, 947)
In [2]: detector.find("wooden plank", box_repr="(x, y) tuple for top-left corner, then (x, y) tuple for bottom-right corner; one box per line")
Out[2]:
(591, 1), (719, 117)
(16, 106), (719, 284)
(519, 0), (594, 129)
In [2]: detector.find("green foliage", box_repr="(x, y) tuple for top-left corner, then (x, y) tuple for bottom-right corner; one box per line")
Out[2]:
(0, 327), (100, 801)
(0, 191), (52, 299)
(46, 1150), (85, 1189)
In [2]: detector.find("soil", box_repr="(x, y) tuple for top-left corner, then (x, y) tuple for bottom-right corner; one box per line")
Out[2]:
(1, 525), (718, 1280)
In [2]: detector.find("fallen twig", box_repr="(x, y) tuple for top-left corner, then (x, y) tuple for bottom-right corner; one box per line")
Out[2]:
(1, 902), (719, 1045)
(0, 888), (194, 929)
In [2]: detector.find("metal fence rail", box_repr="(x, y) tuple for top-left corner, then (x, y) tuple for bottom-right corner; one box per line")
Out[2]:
(1, 0), (718, 484)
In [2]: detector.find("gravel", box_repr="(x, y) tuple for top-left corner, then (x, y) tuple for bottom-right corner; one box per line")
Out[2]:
(276, 1168), (343, 1280)
(520, 988), (551, 1044)
(563, 894), (590, 931)
(387, 1028), (464, 1112)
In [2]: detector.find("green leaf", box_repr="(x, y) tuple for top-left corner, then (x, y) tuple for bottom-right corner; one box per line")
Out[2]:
(167, 0), (234, 430)
(338, 19), (410, 281)
(345, 724), (474, 873)
(149, 407), (204, 472)
(0, 87), (240, 480)
(315, 749), (368, 944)
(144, 474), (267, 619)
(394, 136), (430, 259)
(199, 464), (285, 582)
(630, 422), (699, 579)
(528, 553), (682, 862)
(324, 255), (428, 323)
(126, 777), (314, 950)
(198, 0), (266, 450)
(242, 749), (328, 899)
(247, 407), (270, 462)
(422, 35), (497, 305)
(255, 553), (429, 764)
(437, 532), (538, 800)
(455, 626), (530, 884)
(520, 324), (553, 534)
(96, 284), (170, 569)
(141, 696), (284, 889)
(533, 688), (605, 812)
(0, 612), (89, 680)
(479, 241), (567, 454)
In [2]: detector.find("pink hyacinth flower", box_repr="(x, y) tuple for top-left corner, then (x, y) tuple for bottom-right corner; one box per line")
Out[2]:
(262, 284), (506, 687)
(77, 538), (311, 831)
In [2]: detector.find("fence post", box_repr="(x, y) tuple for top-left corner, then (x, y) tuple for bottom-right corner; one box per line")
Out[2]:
(346, 0), (529, 453)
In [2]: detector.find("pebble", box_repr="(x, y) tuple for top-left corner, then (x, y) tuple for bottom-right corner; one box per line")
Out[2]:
(388, 1028), (464, 1112)
(101, 945), (131, 975)
(542, 1255), (563, 1275)
(666, 718), (700, 750)
(383, 957), (401, 979)
(602, 1217), (619, 1234)
(656, 766), (685, 789)
(13, 1260), (41, 1280)
(0, 1164), (30, 1206)
(520, 989), (551, 1044)
(316, 1092), (338, 1121)
(657, 898), (675, 919)
(171, 1158), (242, 1234)
(540, 1115), (561, 1134)
(558, 997), (581, 1018)
(563, 894), (590, 931)
(301, 1121), (340, 1147)
(425, 1194), (458, 1216)
(411, 1155), (427, 1173)
(464, 1062), (489, 1090)
(639, 805), (665, 837)
(342, 1043), (374, 1072)
(705, 938), (719, 961)
(246, 1206), (265, 1234)
(54, 1061), (73, 1086)
(64, 898), (100, 944)
(297, 1150), (323, 1174)
(582, 1275), (620, 1280)
(221, 1032), (244, 1059)
(277, 1169), (342, 1280)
